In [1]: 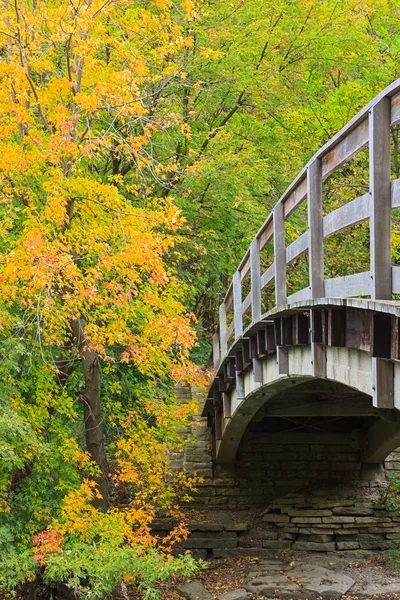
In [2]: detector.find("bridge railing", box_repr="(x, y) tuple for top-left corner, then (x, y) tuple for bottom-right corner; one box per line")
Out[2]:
(213, 79), (400, 370)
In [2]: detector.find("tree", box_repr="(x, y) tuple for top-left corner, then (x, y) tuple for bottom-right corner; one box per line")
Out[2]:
(0, 0), (205, 595)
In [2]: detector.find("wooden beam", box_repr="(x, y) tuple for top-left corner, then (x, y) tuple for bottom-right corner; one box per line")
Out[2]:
(372, 357), (394, 409)
(307, 158), (324, 298)
(328, 308), (346, 347)
(250, 238), (261, 322)
(286, 230), (309, 264)
(281, 316), (293, 346)
(371, 313), (392, 359)
(266, 323), (276, 352)
(273, 202), (287, 306)
(369, 97), (392, 300)
(222, 392), (231, 419)
(219, 302), (228, 357)
(294, 313), (309, 345)
(233, 270), (243, 339)
(212, 332), (220, 370)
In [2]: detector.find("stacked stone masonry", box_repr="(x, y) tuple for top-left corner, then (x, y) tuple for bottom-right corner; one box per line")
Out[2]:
(170, 388), (400, 555)
(152, 485), (400, 559)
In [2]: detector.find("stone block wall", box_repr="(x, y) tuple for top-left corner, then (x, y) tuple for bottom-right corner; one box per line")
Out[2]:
(151, 484), (400, 559)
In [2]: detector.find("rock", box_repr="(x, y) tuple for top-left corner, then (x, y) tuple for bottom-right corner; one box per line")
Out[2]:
(244, 558), (355, 600)
(336, 541), (360, 550)
(288, 509), (332, 517)
(292, 541), (336, 551)
(216, 589), (249, 600)
(332, 506), (374, 516)
(289, 563), (355, 599)
(262, 513), (290, 523)
(291, 517), (322, 523)
(189, 524), (224, 532)
(224, 523), (249, 532)
(178, 580), (212, 600)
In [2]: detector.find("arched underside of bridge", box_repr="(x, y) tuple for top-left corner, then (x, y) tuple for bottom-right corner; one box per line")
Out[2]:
(205, 300), (400, 467)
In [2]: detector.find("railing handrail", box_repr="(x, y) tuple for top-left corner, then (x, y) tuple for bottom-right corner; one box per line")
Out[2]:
(214, 78), (400, 370)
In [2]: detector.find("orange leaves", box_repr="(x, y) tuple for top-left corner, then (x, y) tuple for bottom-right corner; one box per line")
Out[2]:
(33, 530), (63, 566)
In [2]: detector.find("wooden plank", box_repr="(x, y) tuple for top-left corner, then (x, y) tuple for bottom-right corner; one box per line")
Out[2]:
(312, 310), (323, 344)
(281, 316), (293, 346)
(274, 318), (282, 346)
(283, 177), (308, 218)
(294, 313), (309, 345)
(226, 320), (234, 343)
(258, 218), (274, 252)
(219, 303), (228, 357)
(392, 266), (400, 293)
(242, 339), (251, 368)
(239, 250), (250, 280)
(242, 292), (251, 315)
(222, 392), (231, 419)
(212, 332), (220, 370)
(214, 405), (222, 440)
(266, 323), (276, 352)
(224, 285), (233, 312)
(346, 307), (371, 352)
(391, 91), (400, 126)
(391, 317), (400, 361)
(287, 285), (311, 304)
(235, 349), (244, 374)
(273, 202), (286, 306)
(372, 357), (394, 409)
(323, 194), (369, 239)
(371, 313), (392, 359)
(391, 178), (400, 208)
(322, 118), (369, 179)
(260, 263), (275, 291)
(257, 328), (267, 357)
(324, 271), (371, 298)
(286, 230), (309, 264)
(328, 308), (346, 347)
(369, 96), (392, 300)
(307, 159), (324, 298)
(250, 238), (262, 322)
(233, 270), (243, 339)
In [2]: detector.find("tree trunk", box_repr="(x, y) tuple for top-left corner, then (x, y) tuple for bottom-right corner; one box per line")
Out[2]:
(71, 318), (109, 511)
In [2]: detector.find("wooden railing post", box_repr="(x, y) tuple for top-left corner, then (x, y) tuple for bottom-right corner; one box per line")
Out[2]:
(212, 332), (220, 370)
(308, 158), (326, 377)
(307, 158), (324, 298)
(233, 270), (243, 339)
(219, 302), (228, 358)
(273, 203), (286, 306)
(369, 96), (393, 408)
(250, 238), (261, 322)
(369, 97), (391, 300)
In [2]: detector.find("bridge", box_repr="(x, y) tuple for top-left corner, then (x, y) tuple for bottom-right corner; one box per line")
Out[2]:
(203, 78), (400, 470)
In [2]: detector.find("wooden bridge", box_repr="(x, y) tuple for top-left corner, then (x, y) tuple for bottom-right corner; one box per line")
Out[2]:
(204, 79), (400, 467)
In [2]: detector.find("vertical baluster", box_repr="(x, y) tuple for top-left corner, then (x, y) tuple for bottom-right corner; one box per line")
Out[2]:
(233, 270), (243, 339)
(219, 302), (228, 359)
(308, 158), (326, 377)
(369, 97), (391, 300)
(369, 97), (393, 408)
(212, 332), (220, 370)
(307, 159), (324, 298)
(273, 203), (287, 374)
(250, 238), (261, 322)
(273, 203), (286, 306)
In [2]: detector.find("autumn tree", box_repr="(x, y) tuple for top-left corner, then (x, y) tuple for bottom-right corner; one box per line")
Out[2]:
(0, 0), (205, 596)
